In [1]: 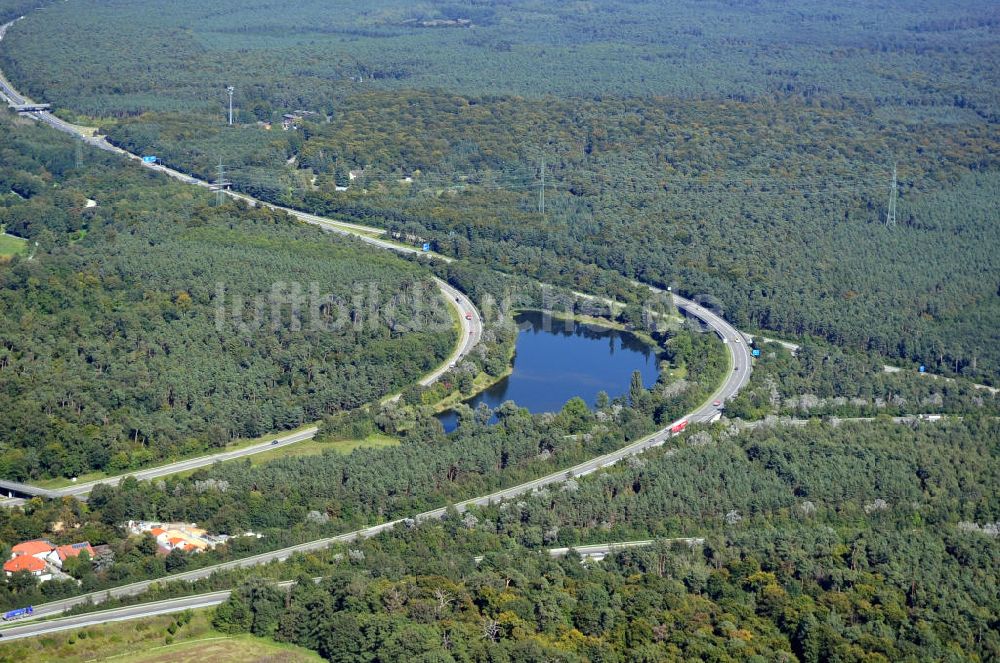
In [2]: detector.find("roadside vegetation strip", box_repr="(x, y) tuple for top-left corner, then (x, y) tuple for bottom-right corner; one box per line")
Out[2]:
(5, 539), (704, 640)
(4, 591), (234, 629)
(29, 425), (319, 491)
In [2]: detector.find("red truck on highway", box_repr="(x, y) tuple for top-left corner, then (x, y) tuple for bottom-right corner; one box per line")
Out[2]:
(669, 420), (688, 435)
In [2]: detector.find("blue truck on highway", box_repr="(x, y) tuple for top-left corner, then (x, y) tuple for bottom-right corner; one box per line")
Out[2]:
(2, 605), (33, 620)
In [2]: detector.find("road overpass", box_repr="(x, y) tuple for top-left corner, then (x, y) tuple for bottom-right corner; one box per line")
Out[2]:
(0, 481), (57, 500)
(11, 102), (49, 111)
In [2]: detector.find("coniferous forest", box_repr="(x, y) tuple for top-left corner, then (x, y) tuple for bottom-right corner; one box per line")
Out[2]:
(3, 0), (997, 381)
(0, 1), (997, 661)
(0, 112), (453, 480)
(210, 418), (999, 662)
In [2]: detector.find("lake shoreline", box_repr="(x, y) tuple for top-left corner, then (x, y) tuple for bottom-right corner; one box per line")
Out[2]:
(436, 309), (661, 431)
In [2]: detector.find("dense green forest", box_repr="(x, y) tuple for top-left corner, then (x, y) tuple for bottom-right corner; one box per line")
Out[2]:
(5, 415), (995, 660)
(100, 97), (997, 383)
(0, 325), (724, 610)
(0, 0), (43, 24)
(0, 111), (453, 480)
(2, 0), (996, 381)
(3, 0), (997, 114)
(0, 2), (997, 659)
(0, 420), (1000, 662)
(726, 340), (1000, 420)
(201, 417), (996, 661)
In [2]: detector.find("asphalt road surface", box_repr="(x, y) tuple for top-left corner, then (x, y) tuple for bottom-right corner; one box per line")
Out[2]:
(2, 539), (709, 641)
(0, 428), (317, 504)
(0, 14), (750, 633)
(0, 17), (483, 505)
(3, 286), (749, 625)
(0, 592), (237, 641)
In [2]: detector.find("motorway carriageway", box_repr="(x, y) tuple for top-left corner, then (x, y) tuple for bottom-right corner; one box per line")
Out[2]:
(0, 14), (750, 630)
(0, 290), (748, 627)
(1, 540), (711, 641)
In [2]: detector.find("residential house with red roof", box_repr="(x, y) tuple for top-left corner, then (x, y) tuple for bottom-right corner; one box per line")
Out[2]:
(54, 542), (95, 568)
(3, 554), (51, 581)
(10, 539), (55, 558)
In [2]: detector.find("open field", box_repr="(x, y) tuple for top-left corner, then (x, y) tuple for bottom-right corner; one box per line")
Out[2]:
(246, 433), (398, 466)
(0, 610), (321, 663)
(159, 433), (399, 481)
(114, 635), (322, 663)
(0, 232), (26, 257)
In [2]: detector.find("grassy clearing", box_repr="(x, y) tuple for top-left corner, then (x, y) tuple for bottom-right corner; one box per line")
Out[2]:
(49, 109), (98, 136)
(430, 366), (512, 414)
(326, 221), (381, 238)
(0, 233), (27, 258)
(246, 433), (398, 466)
(0, 610), (321, 663)
(114, 634), (321, 663)
(321, 216), (419, 248)
(163, 433), (397, 480)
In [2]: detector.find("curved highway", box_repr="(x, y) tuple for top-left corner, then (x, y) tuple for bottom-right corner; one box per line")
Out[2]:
(0, 14), (749, 631)
(3, 292), (748, 625)
(0, 278), (479, 505)
(0, 19), (482, 505)
(3, 538), (711, 641)
(0, 281), (479, 504)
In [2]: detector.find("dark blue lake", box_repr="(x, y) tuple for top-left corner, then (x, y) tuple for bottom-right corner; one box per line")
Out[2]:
(437, 310), (659, 432)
